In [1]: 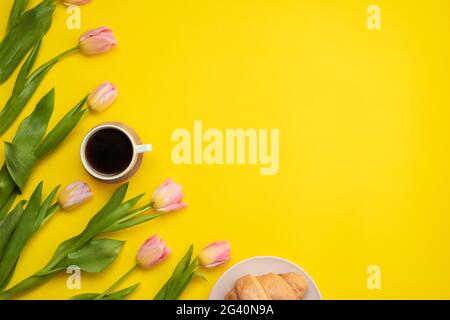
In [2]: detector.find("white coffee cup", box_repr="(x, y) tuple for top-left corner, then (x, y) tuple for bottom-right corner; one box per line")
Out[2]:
(80, 122), (152, 183)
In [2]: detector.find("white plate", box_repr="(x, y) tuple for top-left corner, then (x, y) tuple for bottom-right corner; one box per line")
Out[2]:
(209, 256), (323, 300)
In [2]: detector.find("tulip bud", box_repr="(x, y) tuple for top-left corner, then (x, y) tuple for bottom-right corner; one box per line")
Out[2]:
(198, 241), (231, 268)
(151, 179), (187, 213)
(136, 235), (171, 269)
(58, 181), (92, 211)
(62, 0), (91, 5)
(87, 82), (118, 112)
(79, 26), (117, 56)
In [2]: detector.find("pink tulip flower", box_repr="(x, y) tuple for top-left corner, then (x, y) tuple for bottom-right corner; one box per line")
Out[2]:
(136, 235), (171, 269)
(198, 241), (231, 268)
(151, 179), (187, 213)
(87, 82), (118, 112)
(57, 181), (92, 211)
(79, 26), (117, 55)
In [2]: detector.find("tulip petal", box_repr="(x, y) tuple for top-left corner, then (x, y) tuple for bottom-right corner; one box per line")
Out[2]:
(156, 202), (187, 213)
(144, 234), (161, 246)
(202, 257), (231, 268)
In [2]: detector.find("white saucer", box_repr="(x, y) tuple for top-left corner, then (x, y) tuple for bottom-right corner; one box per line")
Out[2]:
(209, 256), (323, 300)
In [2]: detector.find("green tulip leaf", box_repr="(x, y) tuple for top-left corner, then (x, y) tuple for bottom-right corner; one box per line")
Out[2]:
(75, 194), (144, 247)
(0, 201), (25, 262)
(154, 245), (198, 300)
(0, 273), (54, 300)
(172, 245), (193, 281)
(102, 284), (140, 300)
(70, 283), (140, 300)
(12, 88), (54, 151)
(12, 39), (41, 96)
(34, 95), (88, 159)
(70, 293), (101, 300)
(61, 239), (125, 273)
(0, 184), (60, 291)
(0, 45), (55, 137)
(0, 183), (43, 287)
(0, 42), (80, 137)
(7, 0), (31, 30)
(0, 2), (54, 84)
(4, 143), (37, 193)
(2, 90), (54, 192)
(0, 259), (19, 292)
(103, 213), (160, 233)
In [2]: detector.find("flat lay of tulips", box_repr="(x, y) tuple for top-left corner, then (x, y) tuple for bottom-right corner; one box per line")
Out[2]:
(0, 0), (231, 300)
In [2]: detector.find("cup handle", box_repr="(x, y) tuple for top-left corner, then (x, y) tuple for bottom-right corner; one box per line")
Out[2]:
(135, 144), (152, 154)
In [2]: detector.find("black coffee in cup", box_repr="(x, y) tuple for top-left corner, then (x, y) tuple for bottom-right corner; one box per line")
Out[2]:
(85, 128), (133, 175)
(81, 122), (152, 183)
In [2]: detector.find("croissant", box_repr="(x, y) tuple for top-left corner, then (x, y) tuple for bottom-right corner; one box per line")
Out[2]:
(224, 272), (308, 300)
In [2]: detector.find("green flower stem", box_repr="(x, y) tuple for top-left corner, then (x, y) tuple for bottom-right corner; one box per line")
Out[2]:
(41, 204), (60, 227)
(116, 204), (153, 224)
(27, 46), (79, 83)
(95, 264), (138, 300)
(102, 204), (156, 234)
(0, 167), (18, 221)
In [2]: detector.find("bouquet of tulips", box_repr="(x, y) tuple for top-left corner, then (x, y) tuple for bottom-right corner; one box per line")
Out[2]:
(0, 0), (232, 301)
(0, 178), (188, 299)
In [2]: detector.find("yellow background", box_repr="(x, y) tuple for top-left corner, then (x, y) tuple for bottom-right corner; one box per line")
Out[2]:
(1, 0), (449, 300)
